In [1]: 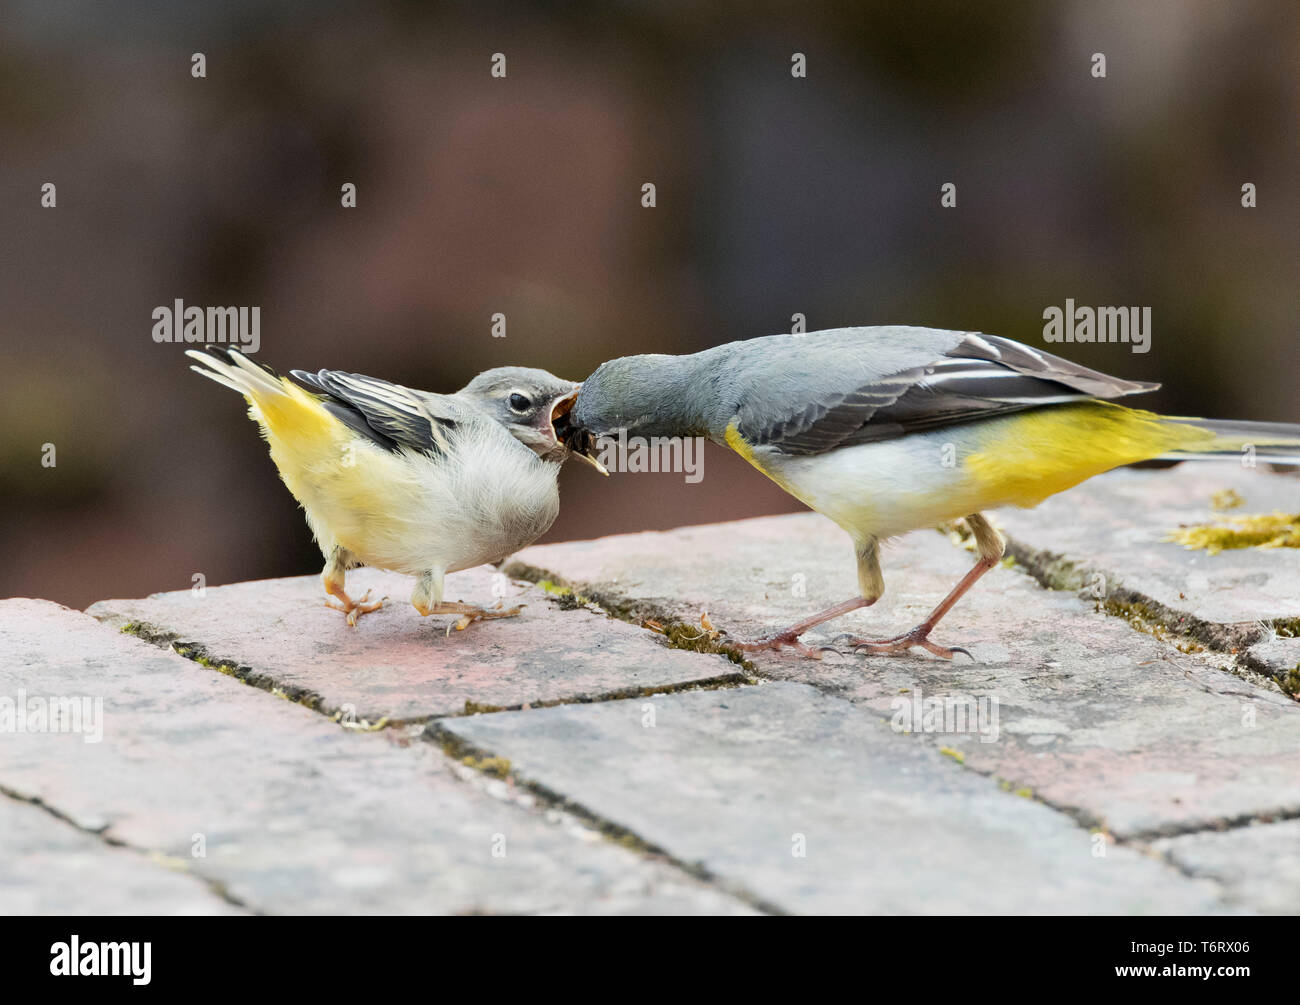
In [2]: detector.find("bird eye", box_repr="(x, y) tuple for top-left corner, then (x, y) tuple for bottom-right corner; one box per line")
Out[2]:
(508, 392), (532, 412)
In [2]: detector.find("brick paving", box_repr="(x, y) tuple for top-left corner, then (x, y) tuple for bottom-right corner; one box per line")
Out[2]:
(3, 464), (1298, 914)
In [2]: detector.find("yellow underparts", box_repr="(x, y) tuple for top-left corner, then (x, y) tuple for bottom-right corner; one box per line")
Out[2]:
(725, 419), (800, 498)
(243, 378), (392, 542)
(963, 401), (1216, 508)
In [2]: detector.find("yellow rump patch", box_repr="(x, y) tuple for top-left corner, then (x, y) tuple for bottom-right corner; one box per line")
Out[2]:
(244, 378), (334, 439)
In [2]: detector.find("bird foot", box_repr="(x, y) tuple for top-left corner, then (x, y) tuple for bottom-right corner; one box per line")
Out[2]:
(731, 627), (823, 660)
(828, 625), (974, 661)
(447, 603), (524, 633)
(324, 589), (387, 626)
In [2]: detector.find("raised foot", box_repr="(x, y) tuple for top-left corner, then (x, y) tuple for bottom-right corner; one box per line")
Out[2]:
(450, 603), (523, 632)
(324, 588), (387, 626)
(414, 600), (524, 632)
(828, 625), (974, 661)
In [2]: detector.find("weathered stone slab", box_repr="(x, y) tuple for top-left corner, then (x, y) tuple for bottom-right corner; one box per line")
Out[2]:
(514, 512), (952, 645)
(0, 599), (753, 915)
(437, 682), (1225, 914)
(994, 462), (1300, 626)
(1246, 638), (1300, 690)
(1155, 819), (1300, 914)
(88, 567), (744, 723)
(514, 513), (1300, 838)
(0, 796), (244, 915)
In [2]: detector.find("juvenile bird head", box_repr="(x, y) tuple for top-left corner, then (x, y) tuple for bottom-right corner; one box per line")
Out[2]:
(456, 366), (583, 463)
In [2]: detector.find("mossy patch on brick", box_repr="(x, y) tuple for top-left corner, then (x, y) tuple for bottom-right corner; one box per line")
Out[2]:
(1167, 511), (1300, 555)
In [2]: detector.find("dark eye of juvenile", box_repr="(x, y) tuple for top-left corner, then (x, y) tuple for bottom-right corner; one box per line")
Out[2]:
(508, 393), (531, 412)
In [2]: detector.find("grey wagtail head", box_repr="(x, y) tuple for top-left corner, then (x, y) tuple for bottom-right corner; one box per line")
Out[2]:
(455, 366), (580, 462)
(562, 325), (1300, 660)
(187, 347), (582, 630)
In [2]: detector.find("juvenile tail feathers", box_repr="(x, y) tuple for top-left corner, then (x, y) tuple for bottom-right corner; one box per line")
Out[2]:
(186, 346), (340, 450)
(186, 346), (289, 400)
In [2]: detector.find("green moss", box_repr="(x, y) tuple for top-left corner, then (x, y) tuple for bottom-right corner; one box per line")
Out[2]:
(1210, 488), (1245, 511)
(1102, 597), (1205, 654)
(536, 578), (591, 611)
(939, 746), (965, 764)
(506, 559), (756, 671)
(1167, 511), (1300, 555)
(460, 754), (511, 778)
(661, 622), (753, 669)
(994, 779), (1035, 799)
(1271, 618), (1300, 639)
(170, 643), (240, 678)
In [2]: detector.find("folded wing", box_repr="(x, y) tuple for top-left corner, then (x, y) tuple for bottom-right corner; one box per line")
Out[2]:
(738, 329), (1159, 456)
(290, 369), (461, 457)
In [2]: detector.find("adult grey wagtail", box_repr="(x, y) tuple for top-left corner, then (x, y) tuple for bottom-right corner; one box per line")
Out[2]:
(558, 325), (1300, 658)
(188, 347), (586, 628)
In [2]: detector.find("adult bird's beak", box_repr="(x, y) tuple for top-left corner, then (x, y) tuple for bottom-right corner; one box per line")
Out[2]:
(550, 385), (609, 475)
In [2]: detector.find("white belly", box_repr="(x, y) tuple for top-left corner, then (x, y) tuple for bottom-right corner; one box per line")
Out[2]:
(298, 422), (561, 576)
(758, 429), (981, 541)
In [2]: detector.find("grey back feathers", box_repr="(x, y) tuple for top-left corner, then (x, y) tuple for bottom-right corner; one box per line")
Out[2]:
(572, 326), (1159, 456)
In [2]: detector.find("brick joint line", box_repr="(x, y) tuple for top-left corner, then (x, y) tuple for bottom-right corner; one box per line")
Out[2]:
(0, 781), (258, 914)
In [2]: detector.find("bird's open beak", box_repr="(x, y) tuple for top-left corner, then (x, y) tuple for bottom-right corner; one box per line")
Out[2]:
(549, 386), (609, 475)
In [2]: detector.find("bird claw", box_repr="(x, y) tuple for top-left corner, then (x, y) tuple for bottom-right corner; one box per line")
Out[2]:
(830, 628), (976, 661)
(442, 603), (523, 635)
(731, 631), (823, 660)
(325, 589), (387, 626)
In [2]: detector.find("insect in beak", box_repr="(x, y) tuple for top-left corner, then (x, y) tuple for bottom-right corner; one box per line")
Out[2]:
(550, 386), (609, 475)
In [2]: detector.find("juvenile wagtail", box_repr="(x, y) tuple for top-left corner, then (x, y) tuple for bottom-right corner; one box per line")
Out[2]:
(189, 347), (585, 628)
(559, 326), (1300, 658)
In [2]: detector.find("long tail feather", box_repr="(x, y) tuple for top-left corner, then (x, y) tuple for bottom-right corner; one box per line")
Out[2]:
(1161, 416), (1300, 466)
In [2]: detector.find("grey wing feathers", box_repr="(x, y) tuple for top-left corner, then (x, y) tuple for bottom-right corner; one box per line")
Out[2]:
(742, 329), (1159, 456)
(947, 332), (1158, 398)
(290, 369), (459, 456)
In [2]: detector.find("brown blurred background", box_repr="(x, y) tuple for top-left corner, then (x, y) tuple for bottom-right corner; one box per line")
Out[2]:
(2, 0), (1298, 609)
